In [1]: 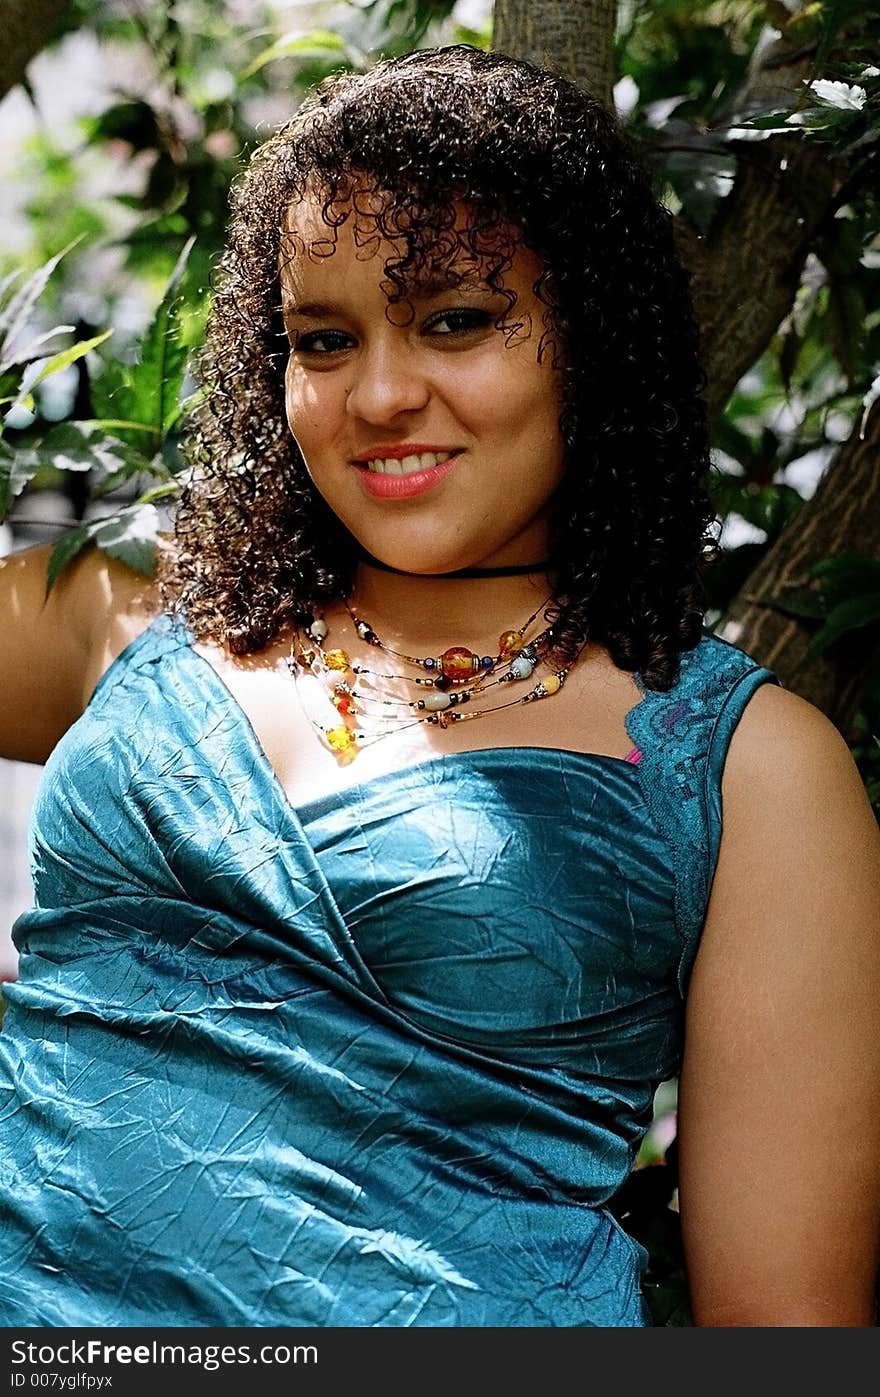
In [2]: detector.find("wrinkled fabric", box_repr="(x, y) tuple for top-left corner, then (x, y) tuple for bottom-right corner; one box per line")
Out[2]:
(0, 613), (778, 1327)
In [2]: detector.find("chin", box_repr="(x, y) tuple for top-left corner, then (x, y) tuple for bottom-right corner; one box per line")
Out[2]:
(378, 556), (469, 576)
(353, 537), (473, 576)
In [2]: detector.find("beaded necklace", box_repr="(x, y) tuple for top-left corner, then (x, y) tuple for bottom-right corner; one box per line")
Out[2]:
(287, 591), (577, 764)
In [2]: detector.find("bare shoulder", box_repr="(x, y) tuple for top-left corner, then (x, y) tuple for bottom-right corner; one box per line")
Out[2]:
(702, 674), (880, 968)
(721, 678), (873, 826)
(0, 538), (162, 764)
(726, 675), (844, 749)
(75, 545), (164, 707)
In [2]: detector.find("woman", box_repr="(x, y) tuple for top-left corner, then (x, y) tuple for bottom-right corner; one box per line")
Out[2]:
(1, 45), (878, 1328)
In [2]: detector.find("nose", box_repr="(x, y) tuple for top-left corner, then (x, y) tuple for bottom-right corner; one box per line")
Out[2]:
(344, 333), (431, 423)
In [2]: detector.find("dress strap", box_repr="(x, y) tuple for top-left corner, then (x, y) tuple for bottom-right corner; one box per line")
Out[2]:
(624, 629), (781, 996)
(88, 611), (192, 711)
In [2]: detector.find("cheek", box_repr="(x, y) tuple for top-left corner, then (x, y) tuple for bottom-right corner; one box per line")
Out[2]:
(508, 366), (565, 455)
(441, 359), (539, 434)
(488, 343), (562, 421)
(284, 363), (337, 451)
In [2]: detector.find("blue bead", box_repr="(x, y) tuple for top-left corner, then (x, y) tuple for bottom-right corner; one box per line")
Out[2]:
(480, 656), (494, 669)
(509, 654), (536, 679)
(424, 658), (436, 669)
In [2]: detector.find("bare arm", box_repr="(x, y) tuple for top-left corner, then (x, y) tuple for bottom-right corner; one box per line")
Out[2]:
(678, 683), (880, 1326)
(0, 542), (158, 764)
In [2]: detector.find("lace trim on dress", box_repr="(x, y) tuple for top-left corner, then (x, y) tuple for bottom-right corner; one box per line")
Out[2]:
(623, 631), (780, 997)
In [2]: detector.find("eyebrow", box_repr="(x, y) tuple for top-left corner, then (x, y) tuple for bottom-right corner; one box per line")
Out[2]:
(283, 300), (347, 320)
(283, 269), (497, 319)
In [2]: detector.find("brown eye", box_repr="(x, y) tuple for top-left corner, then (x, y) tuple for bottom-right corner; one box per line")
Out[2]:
(293, 330), (353, 354)
(424, 308), (494, 335)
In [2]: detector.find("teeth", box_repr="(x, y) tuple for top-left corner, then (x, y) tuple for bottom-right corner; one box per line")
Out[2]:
(366, 451), (454, 475)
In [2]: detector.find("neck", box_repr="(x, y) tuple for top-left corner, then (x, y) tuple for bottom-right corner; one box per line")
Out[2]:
(355, 546), (553, 580)
(344, 557), (560, 651)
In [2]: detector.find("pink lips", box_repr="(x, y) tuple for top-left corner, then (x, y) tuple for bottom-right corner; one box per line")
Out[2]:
(356, 453), (460, 500)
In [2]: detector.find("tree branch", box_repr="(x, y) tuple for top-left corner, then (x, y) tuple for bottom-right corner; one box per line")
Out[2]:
(683, 19), (846, 424)
(690, 135), (840, 425)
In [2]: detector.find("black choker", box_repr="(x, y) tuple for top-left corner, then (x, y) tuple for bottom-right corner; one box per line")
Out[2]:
(355, 548), (553, 579)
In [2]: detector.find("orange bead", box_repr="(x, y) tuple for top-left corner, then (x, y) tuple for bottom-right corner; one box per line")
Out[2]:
(498, 629), (524, 659)
(441, 646), (478, 681)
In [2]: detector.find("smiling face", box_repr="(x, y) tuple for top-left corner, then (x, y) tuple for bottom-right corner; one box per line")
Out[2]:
(280, 187), (568, 575)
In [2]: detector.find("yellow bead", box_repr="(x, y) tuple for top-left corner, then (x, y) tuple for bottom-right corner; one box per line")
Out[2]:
(498, 629), (524, 659)
(541, 674), (562, 695)
(324, 649), (351, 672)
(326, 725), (357, 753)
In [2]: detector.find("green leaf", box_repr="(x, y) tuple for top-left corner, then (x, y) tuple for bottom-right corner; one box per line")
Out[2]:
(825, 279), (866, 381)
(0, 239), (83, 353)
(96, 238), (195, 437)
(15, 331), (113, 407)
(85, 100), (161, 151)
(2, 329), (113, 421)
(79, 417), (162, 439)
(786, 106), (854, 131)
(0, 441), (40, 522)
(0, 323), (75, 374)
(241, 28), (346, 79)
(734, 110), (797, 131)
(89, 503), (161, 575)
(861, 371), (880, 438)
(756, 586), (829, 622)
(808, 551), (880, 603)
(136, 480), (181, 505)
(805, 593), (880, 658)
(0, 270), (21, 308)
(809, 79), (868, 111)
(46, 525), (93, 595)
(88, 464), (147, 500)
(162, 383), (206, 433)
(11, 422), (152, 479)
(87, 356), (133, 425)
(46, 500), (162, 591)
(144, 152), (183, 211)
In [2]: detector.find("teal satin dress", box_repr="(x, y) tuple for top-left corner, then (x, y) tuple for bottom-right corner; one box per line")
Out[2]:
(0, 612), (778, 1326)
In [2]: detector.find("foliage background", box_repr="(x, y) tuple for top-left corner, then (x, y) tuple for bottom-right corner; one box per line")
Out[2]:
(1, 0), (878, 1325)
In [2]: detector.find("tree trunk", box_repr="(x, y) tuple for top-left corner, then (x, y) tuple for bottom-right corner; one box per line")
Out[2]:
(492, 0), (616, 111)
(716, 399), (880, 735)
(0, 0), (71, 100)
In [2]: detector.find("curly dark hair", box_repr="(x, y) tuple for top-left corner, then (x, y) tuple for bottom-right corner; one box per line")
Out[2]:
(157, 43), (718, 689)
